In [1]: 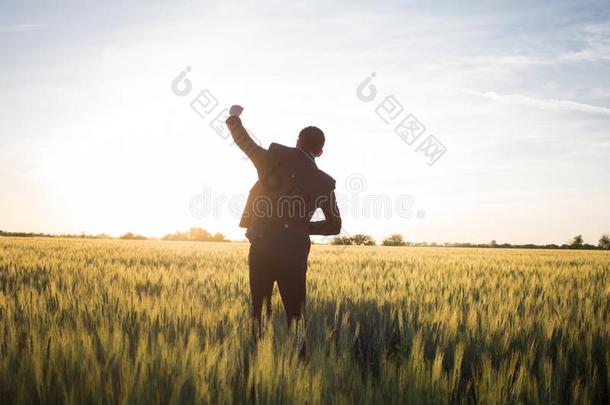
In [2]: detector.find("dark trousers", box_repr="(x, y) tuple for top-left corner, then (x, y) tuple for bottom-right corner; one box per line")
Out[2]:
(248, 235), (310, 328)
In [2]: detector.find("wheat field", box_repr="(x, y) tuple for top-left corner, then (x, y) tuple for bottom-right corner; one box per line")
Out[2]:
(0, 237), (609, 404)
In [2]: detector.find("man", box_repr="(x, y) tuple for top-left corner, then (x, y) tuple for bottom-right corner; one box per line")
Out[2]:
(225, 105), (341, 332)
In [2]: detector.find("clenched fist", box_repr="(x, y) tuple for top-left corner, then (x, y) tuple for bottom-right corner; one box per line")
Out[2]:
(229, 105), (243, 117)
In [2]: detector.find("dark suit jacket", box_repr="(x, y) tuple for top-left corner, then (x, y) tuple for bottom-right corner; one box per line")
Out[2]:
(226, 116), (342, 242)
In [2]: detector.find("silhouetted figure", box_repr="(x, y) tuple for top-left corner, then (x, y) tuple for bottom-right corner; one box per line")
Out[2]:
(225, 105), (341, 334)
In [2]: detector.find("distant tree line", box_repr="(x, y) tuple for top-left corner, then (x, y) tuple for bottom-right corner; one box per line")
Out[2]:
(331, 233), (610, 250)
(2, 229), (609, 250)
(0, 230), (113, 239)
(160, 228), (226, 242)
(0, 228), (227, 243)
(331, 234), (376, 246)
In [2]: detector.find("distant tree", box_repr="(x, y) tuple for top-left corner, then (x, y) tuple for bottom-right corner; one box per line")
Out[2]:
(162, 231), (187, 241)
(120, 232), (147, 240)
(189, 227), (213, 241)
(331, 236), (353, 245)
(351, 234), (376, 246)
(162, 228), (227, 242)
(599, 233), (610, 250)
(570, 235), (584, 249)
(382, 233), (406, 246)
(490, 240), (497, 248)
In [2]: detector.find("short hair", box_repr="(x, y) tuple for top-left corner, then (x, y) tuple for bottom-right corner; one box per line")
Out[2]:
(298, 126), (325, 153)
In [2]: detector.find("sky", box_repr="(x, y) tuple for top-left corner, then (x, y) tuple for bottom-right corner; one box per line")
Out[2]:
(1, 0), (609, 245)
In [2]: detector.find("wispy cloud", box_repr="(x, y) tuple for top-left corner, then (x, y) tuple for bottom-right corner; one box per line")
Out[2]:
(0, 23), (46, 33)
(463, 89), (610, 116)
(560, 21), (610, 62)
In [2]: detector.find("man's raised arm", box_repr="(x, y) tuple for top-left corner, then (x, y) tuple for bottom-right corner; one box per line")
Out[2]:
(225, 105), (266, 168)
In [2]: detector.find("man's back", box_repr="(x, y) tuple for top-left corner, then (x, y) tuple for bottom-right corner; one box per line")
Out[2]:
(240, 142), (337, 240)
(225, 115), (341, 242)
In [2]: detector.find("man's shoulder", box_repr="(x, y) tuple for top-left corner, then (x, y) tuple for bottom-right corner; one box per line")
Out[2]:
(268, 142), (336, 190)
(268, 142), (293, 153)
(268, 143), (307, 162)
(317, 169), (336, 190)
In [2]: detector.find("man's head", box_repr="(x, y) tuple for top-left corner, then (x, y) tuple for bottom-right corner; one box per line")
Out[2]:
(296, 126), (325, 158)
